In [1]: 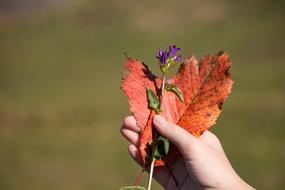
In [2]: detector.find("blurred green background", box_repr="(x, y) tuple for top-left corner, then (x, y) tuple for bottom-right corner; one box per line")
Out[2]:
(0, 0), (284, 189)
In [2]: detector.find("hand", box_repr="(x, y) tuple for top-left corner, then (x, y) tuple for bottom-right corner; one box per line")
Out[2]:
(121, 115), (255, 190)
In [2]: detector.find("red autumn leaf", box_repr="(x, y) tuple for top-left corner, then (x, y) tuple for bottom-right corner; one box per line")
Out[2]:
(121, 52), (233, 167)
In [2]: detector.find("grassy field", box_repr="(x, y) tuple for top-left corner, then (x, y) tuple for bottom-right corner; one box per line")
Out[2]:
(0, 0), (285, 189)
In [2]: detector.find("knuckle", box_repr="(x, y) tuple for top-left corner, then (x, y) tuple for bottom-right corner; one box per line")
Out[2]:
(123, 116), (130, 126)
(212, 134), (221, 144)
(208, 131), (222, 145)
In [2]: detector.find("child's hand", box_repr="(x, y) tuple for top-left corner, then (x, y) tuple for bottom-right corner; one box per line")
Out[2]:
(121, 115), (255, 190)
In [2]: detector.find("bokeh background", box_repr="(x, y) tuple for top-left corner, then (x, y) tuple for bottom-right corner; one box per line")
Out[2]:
(0, 0), (284, 189)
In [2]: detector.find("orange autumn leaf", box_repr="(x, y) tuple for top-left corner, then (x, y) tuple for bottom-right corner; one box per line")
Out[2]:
(121, 52), (233, 167)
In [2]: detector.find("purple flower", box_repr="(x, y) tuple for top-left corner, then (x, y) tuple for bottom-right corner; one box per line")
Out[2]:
(156, 45), (182, 67)
(167, 45), (181, 57)
(156, 48), (168, 65)
(174, 55), (182, 62)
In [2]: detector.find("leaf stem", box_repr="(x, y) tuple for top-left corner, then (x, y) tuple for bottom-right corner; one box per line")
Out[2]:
(147, 159), (155, 190)
(134, 168), (145, 186)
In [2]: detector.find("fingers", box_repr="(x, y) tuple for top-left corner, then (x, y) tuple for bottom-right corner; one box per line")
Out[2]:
(121, 116), (140, 145)
(123, 116), (140, 132)
(121, 128), (140, 145)
(153, 115), (199, 156)
(128, 144), (144, 166)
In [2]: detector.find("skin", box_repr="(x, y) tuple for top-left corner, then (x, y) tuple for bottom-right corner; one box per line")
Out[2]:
(121, 115), (255, 190)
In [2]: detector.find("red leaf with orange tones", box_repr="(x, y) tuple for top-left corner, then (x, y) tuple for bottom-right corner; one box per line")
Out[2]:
(121, 52), (233, 167)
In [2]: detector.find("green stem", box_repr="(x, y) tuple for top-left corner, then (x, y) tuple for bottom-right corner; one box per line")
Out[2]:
(147, 73), (166, 190)
(161, 73), (166, 104)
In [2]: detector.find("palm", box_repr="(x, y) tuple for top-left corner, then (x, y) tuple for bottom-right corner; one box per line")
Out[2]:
(154, 157), (199, 190)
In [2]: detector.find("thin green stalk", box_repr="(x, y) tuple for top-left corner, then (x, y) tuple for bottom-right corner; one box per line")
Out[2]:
(147, 73), (166, 190)
(161, 73), (166, 103)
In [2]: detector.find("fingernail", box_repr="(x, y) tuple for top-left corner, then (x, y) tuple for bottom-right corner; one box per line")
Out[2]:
(153, 115), (164, 125)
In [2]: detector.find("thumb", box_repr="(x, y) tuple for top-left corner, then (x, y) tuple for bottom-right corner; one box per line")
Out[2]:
(153, 115), (199, 155)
